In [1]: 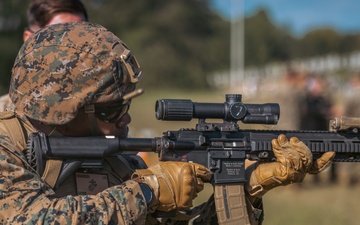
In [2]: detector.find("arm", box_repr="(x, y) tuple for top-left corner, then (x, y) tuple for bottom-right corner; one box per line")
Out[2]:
(0, 142), (211, 225)
(244, 134), (335, 225)
(0, 144), (148, 225)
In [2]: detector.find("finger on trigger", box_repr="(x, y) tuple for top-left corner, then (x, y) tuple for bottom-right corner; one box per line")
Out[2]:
(195, 178), (204, 193)
(194, 164), (213, 182)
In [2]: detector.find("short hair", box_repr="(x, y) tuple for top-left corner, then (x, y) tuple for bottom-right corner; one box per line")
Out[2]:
(27, 0), (88, 28)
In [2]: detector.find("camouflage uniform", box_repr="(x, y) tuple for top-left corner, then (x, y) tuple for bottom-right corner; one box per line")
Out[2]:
(0, 114), (148, 224)
(0, 94), (11, 111)
(0, 22), (149, 224)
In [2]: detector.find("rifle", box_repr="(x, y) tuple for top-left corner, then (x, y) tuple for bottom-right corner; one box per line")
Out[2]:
(26, 94), (360, 225)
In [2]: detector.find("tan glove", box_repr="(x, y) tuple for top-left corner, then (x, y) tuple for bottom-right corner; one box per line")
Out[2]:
(132, 161), (212, 212)
(246, 134), (335, 200)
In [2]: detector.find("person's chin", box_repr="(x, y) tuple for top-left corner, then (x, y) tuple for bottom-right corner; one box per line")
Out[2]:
(113, 126), (129, 138)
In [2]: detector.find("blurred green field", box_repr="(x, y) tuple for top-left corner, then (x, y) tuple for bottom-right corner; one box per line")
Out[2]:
(262, 182), (360, 225)
(129, 89), (360, 225)
(196, 179), (360, 225)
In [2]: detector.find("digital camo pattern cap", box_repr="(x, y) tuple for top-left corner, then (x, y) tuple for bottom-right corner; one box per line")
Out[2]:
(9, 21), (142, 125)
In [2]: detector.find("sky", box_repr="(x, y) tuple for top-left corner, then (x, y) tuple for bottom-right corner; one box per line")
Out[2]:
(210, 0), (360, 36)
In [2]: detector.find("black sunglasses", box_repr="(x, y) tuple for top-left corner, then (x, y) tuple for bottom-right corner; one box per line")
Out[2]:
(94, 100), (131, 123)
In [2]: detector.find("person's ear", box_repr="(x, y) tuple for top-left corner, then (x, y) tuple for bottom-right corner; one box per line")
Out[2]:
(23, 30), (33, 42)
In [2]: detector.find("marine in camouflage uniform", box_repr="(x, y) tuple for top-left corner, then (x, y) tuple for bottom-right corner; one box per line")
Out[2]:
(0, 22), (213, 224)
(0, 22), (335, 225)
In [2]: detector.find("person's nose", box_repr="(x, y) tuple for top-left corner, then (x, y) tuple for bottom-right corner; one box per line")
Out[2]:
(115, 113), (131, 128)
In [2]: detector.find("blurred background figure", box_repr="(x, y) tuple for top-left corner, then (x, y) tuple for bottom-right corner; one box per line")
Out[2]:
(300, 74), (333, 131)
(0, 0), (88, 111)
(336, 73), (360, 187)
(343, 73), (360, 116)
(273, 67), (306, 130)
(299, 74), (338, 185)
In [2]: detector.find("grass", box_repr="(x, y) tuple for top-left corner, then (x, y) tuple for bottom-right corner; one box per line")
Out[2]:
(263, 180), (360, 225)
(190, 175), (360, 225)
(129, 89), (360, 224)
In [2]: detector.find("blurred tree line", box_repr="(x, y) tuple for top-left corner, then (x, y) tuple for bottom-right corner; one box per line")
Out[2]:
(243, 9), (360, 66)
(1, 0), (360, 94)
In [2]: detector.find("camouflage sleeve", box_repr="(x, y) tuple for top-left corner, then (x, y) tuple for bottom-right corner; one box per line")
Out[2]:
(0, 145), (149, 225)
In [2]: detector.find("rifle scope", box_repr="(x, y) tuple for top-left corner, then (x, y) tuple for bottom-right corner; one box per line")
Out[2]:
(155, 94), (280, 124)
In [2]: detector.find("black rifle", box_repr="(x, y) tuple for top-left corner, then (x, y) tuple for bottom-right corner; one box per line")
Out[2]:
(26, 94), (360, 225)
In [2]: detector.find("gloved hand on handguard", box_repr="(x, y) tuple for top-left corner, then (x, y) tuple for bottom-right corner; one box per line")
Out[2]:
(245, 134), (335, 204)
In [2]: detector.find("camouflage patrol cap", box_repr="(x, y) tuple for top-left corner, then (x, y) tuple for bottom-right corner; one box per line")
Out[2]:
(10, 21), (142, 125)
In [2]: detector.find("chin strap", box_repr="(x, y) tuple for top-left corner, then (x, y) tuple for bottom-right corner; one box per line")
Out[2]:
(84, 105), (102, 136)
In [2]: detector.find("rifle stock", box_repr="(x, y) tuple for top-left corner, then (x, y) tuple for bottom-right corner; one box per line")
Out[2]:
(26, 94), (360, 224)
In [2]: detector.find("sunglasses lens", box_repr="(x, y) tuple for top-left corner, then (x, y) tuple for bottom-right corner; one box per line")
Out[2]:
(95, 102), (130, 123)
(106, 105), (129, 123)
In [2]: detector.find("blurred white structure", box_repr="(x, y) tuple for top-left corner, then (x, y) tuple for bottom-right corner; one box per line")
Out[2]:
(230, 0), (245, 89)
(209, 51), (360, 97)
